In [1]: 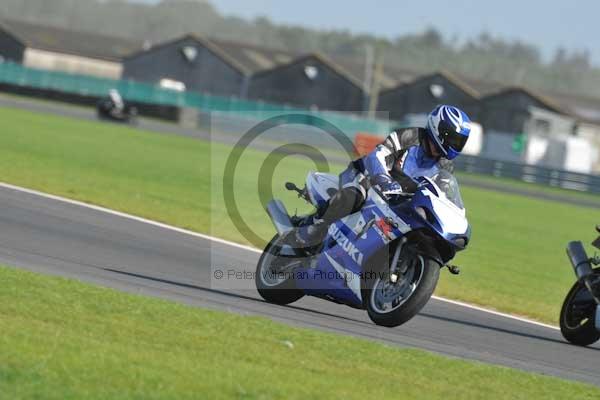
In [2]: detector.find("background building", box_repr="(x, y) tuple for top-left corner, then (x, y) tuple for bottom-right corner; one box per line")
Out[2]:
(0, 19), (139, 79)
(377, 71), (480, 122)
(476, 87), (571, 136)
(122, 35), (296, 98)
(248, 53), (365, 111)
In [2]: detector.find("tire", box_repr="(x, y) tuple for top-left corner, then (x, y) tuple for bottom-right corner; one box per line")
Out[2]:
(255, 235), (305, 305)
(560, 275), (600, 346)
(364, 247), (440, 328)
(126, 108), (139, 125)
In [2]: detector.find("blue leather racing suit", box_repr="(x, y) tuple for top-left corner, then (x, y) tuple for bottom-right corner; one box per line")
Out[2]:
(296, 127), (453, 247)
(329, 127), (453, 219)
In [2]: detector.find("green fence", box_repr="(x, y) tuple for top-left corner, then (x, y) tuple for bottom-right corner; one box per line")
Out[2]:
(0, 62), (394, 136)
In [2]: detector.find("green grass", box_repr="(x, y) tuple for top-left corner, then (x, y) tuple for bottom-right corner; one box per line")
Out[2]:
(1, 265), (598, 399)
(0, 92), (92, 111)
(0, 106), (599, 324)
(456, 170), (600, 205)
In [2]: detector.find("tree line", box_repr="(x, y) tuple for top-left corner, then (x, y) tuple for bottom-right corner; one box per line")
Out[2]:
(1, 0), (599, 99)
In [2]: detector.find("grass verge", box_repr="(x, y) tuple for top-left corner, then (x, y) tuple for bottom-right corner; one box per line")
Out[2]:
(0, 106), (599, 324)
(1, 265), (598, 399)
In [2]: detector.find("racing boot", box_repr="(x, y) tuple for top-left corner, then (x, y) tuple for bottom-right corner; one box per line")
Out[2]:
(289, 218), (328, 254)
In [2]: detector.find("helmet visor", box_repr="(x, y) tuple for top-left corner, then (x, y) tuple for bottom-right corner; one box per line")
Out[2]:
(439, 126), (468, 153)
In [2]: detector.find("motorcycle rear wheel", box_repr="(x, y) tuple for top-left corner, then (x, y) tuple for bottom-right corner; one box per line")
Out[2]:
(560, 272), (600, 346)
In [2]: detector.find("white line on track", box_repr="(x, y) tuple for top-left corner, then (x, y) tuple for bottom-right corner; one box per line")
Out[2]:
(0, 181), (560, 331)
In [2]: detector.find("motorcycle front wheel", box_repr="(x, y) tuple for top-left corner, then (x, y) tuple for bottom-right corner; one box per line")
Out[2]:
(255, 235), (305, 305)
(560, 272), (600, 346)
(363, 247), (440, 328)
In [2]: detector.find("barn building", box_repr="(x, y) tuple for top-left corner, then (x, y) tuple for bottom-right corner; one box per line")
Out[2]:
(477, 87), (573, 136)
(0, 19), (140, 79)
(377, 71), (480, 122)
(122, 34), (297, 98)
(247, 53), (366, 111)
(539, 91), (600, 172)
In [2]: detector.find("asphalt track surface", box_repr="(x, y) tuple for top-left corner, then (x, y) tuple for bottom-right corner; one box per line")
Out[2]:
(1, 93), (599, 209)
(1, 184), (599, 386)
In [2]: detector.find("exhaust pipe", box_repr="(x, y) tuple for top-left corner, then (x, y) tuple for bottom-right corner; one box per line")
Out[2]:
(566, 241), (600, 332)
(566, 241), (593, 281)
(266, 200), (293, 235)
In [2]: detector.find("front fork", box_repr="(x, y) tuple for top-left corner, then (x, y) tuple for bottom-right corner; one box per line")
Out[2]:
(388, 236), (461, 283)
(389, 237), (406, 284)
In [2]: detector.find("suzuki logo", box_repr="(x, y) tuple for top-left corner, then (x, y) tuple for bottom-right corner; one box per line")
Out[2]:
(328, 225), (364, 264)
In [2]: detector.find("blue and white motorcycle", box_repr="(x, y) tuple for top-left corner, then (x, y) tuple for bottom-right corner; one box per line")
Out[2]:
(256, 170), (471, 327)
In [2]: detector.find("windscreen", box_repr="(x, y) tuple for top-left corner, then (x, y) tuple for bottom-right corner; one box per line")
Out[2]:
(431, 170), (464, 209)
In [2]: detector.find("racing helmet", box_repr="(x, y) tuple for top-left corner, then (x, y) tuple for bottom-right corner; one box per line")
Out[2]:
(425, 105), (471, 160)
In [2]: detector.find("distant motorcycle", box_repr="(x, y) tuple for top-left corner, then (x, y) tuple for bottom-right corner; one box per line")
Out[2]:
(560, 227), (600, 346)
(96, 92), (138, 124)
(256, 170), (470, 327)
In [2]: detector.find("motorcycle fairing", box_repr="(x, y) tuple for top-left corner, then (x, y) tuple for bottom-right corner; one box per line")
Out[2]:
(306, 172), (338, 209)
(295, 189), (413, 307)
(295, 171), (469, 307)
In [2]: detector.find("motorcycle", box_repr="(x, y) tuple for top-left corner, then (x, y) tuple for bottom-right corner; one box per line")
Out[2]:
(255, 169), (471, 327)
(560, 227), (600, 346)
(96, 96), (138, 124)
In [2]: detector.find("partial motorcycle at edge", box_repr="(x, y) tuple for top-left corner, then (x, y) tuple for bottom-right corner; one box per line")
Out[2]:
(560, 227), (600, 346)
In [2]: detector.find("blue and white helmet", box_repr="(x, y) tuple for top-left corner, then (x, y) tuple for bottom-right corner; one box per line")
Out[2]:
(426, 105), (471, 160)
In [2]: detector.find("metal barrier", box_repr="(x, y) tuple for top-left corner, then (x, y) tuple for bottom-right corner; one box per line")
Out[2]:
(455, 155), (600, 194)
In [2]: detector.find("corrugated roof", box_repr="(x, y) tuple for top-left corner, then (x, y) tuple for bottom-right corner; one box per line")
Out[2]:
(330, 55), (417, 90)
(0, 19), (141, 62)
(379, 70), (481, 99)
(250, 52), (366, 90)
(459, 78), (505, 97)
(207, 38), (300, 75)
(127, 34), (300, 76)
(455, 76), (600, 125)
(126, 33), (415, 88)
(479, 86), (569, 116)
(541, 91), (600, 125)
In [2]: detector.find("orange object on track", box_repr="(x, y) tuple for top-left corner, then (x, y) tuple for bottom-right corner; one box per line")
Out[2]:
(354, 132), (383, 156)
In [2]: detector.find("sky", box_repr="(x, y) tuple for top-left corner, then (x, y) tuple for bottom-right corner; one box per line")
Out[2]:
(134, 0), (600, 64)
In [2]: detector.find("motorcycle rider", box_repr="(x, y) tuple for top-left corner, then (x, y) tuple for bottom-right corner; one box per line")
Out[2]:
(108, 89), (125, 117)
(293, 104), (472, 248)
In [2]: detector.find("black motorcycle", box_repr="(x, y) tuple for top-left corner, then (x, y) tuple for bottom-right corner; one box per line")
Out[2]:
(560, 226), (600, 346)
(96, 96), (138, 124)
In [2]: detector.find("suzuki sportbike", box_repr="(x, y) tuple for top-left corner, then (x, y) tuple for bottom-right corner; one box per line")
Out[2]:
(560, 227), (600, 346)
(255, 169), (471, 327)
